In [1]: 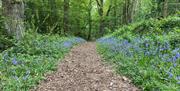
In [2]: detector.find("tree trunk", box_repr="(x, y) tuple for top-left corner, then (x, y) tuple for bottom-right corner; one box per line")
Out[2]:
(162, 0), (168, 18)
(123, 0), (129, 24)
(113, 0), (117, 30)
(130, 0), (138, 22)
(63, 0), (70, 35)
(128, 0), (133, 23)
(123, 0), (137, 24)
(2, 0), (25, 40)
(96, 0), (112, 36)
(98, 0), (104, 36)
(99, 18), (105, 36)
(49, 0), (57, 22)
(88, 0), (92, 40)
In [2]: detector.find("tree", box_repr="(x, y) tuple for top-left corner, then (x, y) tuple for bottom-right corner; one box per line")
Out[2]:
(96, 0), (112, 36)
(122, 0), (138, 24)
(122, 0), (130, 24)
(87, 0), (92, 40)
(112, 0), (117, 30)
(2, 0), (25, 40)
(63, 0), (70, 35)
(162, 0), (168, 17)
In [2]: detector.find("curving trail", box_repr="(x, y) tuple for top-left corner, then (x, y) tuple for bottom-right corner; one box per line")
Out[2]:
(34, 42), (139, 91)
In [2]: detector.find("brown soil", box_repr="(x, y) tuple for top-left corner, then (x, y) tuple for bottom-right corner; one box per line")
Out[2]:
(34, 42), (139, 91)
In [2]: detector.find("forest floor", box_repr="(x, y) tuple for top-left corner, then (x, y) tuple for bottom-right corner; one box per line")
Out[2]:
(34, 42), (139, 91)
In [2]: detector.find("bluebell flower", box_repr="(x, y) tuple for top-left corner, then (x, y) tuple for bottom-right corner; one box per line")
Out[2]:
(74, 37), (85, 43)
(176, 76), (180, 80)
(175, 52), (180, 59)
(145, 43), (149, 48)
(172, 48), (180, 54)
(12, 57), (18, 65)
(161, 54), (166, 61)
(144, 51), (150, 56)
(172, 56), (177, 62)
(63, 41), (72, 48)
(23, 70), (30, 80)
(168, 66), (173, 72)
(167, 72), (173, 78)
(123, 40), (129, 45)
(2, 52), (8, 62)
(12, 76), (19, 81)
(173, 63), (177, 67)
(166, 58), (172, 62)
(97, 37), (119, 45)
(26, 70), (30, 74)
(23, 75), (29, 80)
(160, 47), (166, 51)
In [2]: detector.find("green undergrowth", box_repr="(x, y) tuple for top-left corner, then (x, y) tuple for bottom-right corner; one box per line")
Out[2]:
(97, 16), (180, 91)
(0, 33), (85, 91)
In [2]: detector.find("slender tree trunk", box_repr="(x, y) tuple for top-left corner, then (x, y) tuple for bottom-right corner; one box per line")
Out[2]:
(123, 0), (137, 24)
(2, 0), (25, 40)
(162, 0), (168, 18)
(88, 0), (92, 40)
(123, 0), (129, 24)
(99, 18), (105, 36)
(98, 0), (104, 36)
(130, 0), (138, 22)
(113, 0), (117, 30)
(128, 0), (133, 23)
(96, 0), (112, 36)
(63, 0), (70, 35)
(49, 0), (57, 22)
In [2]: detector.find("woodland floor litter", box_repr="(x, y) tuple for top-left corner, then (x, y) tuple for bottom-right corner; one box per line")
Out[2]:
(34, 42), (139, 91)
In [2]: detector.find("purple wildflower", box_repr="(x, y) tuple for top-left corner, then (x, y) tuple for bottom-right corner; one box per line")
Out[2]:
(23, 70), (30, 80)
(12, 57), (18, 65)
(167, 72), (173, 78)
(2, 52), (8, 62)
(145, 43), (149, 48)
(173, 63), (177, 67)
(176, 76), (180, 80)
(12, 76), (19, 81)
(175, 53), (180, 58)
(172, 56), (177, 62)
(63, 41), (72, 48)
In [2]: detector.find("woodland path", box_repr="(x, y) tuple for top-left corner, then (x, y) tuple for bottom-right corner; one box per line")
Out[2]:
(35, 42), (139, 91)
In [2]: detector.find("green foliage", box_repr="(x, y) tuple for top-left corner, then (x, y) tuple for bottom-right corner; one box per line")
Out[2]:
(112, 16), (180, 36)
(1, 0), (180, 90)
(113, 16), (180, 49)
(97, 16), (180, 91)
(25, 0), (62, 34)
(0, 12), (14, 52)
(0, 33), (85, 91)
(25, 0), (94, 39)
(0, 36), (14, 52)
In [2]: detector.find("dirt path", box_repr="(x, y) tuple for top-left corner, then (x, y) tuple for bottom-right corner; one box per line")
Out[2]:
(35, 42), (139, 91)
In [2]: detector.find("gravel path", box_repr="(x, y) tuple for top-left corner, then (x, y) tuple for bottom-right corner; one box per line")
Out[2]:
(35, 42), (139, 91)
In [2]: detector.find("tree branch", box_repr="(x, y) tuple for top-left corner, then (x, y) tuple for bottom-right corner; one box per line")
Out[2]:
(106, 4), (112, 16)
(96, 0), (101, 6)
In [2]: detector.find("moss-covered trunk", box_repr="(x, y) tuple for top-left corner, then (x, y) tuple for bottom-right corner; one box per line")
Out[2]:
(2, 0), (25, 40)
